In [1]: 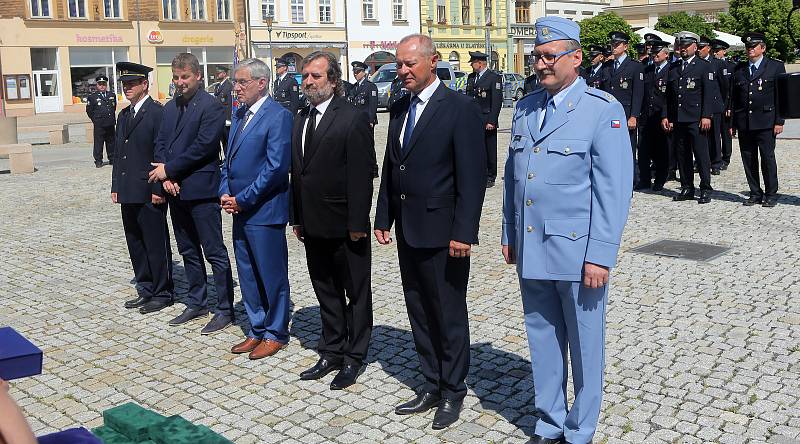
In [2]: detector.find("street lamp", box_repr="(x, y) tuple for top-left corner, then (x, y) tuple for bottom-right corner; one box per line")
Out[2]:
(426, 16), (433, 39)
(266, 15), (274, 84)
(485, 2), (492, 69)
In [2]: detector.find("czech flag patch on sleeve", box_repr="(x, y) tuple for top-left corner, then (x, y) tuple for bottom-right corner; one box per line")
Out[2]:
(611, 120), (621, 128)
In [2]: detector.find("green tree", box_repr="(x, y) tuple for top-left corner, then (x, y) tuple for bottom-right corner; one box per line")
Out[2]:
(720, 0), (800, 62)
(579, 12), (640, 59)
(654, 11), (715, 38)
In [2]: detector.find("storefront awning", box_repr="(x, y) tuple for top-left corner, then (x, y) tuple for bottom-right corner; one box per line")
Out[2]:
(253, 42), (347, 50)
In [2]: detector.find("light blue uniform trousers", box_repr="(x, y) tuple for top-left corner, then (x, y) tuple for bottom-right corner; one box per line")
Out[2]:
(520, 278), (607, 444)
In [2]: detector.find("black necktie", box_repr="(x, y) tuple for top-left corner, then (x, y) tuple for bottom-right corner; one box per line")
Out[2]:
(304, 108), (318, 155)
(176, 98), (187, 127)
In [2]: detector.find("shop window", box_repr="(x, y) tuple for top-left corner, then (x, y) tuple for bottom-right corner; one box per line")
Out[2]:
(190, 0), (206, 20)
(155, 47), (234, 99)
(162, 0), (178, 20)
(392, 0), (404, 21)
(69, 47), (128, 103)
(104, 0), (121, 18)
(3, 75), (33, 102)
(30, 0), (51, 17)
(362, 0), (373, 20)
(291, 0), (304, 23)
(68, 0), (87, 18)
(217, 0), (231, 20)
(319, 0), (331, 23)
(460, 0), (468, 25)
(261, 0), (274, 21)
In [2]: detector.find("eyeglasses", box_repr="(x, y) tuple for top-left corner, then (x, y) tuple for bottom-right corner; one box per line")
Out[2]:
(232, 78), (258, 87)
(531, 49), (578, 67)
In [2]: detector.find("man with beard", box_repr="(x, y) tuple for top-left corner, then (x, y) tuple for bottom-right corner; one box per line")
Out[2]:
(291, 52), (375, 390)
(375, 34), (486, 430)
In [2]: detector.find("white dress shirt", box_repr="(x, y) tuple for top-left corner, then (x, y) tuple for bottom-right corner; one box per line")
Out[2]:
(399, 77), (441, 147)
(302, 94), (334, 154)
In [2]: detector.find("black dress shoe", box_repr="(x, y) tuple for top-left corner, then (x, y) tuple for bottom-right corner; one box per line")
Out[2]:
(711, 168), (721, 175)
(168, 307), (209, 325)
(651, 183), (665, 192)
(330, 364), (362, 390)
(300, 357), (342, 381)
(395, 392), (442, 415)
(431, 398), (463, 430)
(698, 190), (712, 204)
(124, 295), (151, 309)
(200, 313), (233, 335)
(762, 197), (777, 207)
(139, 299), (173, 314)
(486, 178), (495, 188)
(666, 172), (678, 182)
(743, 196), (762, 206)
(634, 183), (651, 191)
(95, 162), (104, 168)
(528, 435), (564, 444)
(673, 189), (695, 201)
(721, 162), (729, 171)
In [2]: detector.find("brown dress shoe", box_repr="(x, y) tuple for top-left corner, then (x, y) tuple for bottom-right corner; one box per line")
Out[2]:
(231, 337), (262, 354)
(249, 339), (286, 360)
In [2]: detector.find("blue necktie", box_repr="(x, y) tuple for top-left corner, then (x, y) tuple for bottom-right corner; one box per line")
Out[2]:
(402, 96), (421, 151)
(231, 110), (252, 147)
(540, 98), (554, 131)
(750, 64), (756, 78)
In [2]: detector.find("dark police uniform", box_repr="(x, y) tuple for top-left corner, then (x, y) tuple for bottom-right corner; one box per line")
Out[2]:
(111, 62), (174, 313)
(640, 42), (671, 190)
(712, 39), (734, 169)
(273, 57), (300, 114)
(213, 69), (233, 153)
(388, 76), (409, 109)
(523, 73), (539, 94)
(730, 32), (786, 207)
(465, 51), (502, 186)
(663, 32), (716, 203)
(347, 62), (379, 126)
(583, 45), (606, 90)
(86, 75), (117, 167)
(699, 37), (726, 174)
(601, 32), (644, 185)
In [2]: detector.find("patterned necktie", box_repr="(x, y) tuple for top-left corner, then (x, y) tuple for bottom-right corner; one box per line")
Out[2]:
(614, 61), (620, 73)
(402, 96), (421, 151)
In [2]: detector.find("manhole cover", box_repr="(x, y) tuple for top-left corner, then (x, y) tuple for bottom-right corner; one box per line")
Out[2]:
(629, 239), (730, 262)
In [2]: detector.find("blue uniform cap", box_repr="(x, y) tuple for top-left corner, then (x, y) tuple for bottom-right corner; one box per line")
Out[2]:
(534, 16), (580, 45)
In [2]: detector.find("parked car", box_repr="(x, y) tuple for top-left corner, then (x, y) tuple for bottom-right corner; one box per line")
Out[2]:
(454, 71), (467, 93)
(370, 65), (398, 109)
(502, 72), (526, 100)
(435, 61), (457, 90)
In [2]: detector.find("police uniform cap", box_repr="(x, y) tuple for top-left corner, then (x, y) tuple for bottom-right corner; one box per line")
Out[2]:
(710, 39), (730, 51)
(674, 31), (700, 45)
(215, 65), (229, 73)
(602, 46), (613, 57)
(469, 51), (489, 62)
(534, 16), (580, 45)
(95, 74), (109, 83)
(698, 36), (712, 48)
(742, 32), (767, 47)
(649, 40), (670, 54)
(275, 57), (289, 67)
(634, 43), (646, 53)
(643, 33), (660, 42)
(351, 61), (368, 71)
(608, 31), (629, 44)
(116, 62), (152, 82)
(586, 44), (604, 56)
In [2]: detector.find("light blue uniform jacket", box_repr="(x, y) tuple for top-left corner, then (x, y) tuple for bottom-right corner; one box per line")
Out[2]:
(501, 78), (633, 282)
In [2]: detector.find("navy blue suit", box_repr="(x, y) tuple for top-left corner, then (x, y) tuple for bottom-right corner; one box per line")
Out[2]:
(220, 98), (293, 342)
(155, 89), (234, 314)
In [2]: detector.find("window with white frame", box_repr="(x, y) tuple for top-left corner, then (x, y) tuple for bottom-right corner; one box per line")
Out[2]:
(162, 0), (178, 19)
(29, 0), (50, 17)
(392, 0), (404, 21)
(190, 0), (206, 20)
(362, 0), (374, 20)
(461, 0), (469, 24)
(291, 0), (304, 22)
(261, 0), (274, 21)
(104, 0), (121, 18)
(68, 0), (87, 18)
(217, 0), (231, 20)
(436, 0), (445, 23)
(319, 0), (331, 23)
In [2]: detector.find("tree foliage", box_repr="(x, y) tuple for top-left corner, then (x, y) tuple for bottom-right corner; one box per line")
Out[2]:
(654, 11), (715, 38)
(579, 12), (640, 58)
(719, 0), (800, 62)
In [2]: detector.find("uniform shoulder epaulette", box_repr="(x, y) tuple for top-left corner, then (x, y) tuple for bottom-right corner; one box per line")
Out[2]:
(585, 87), (616, 102)
(151, 100), (163, 107)
(520, 87), (545, 101)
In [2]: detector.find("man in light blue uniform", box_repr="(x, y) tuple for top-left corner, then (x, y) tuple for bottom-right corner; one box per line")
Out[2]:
(501, 17), (633, 444)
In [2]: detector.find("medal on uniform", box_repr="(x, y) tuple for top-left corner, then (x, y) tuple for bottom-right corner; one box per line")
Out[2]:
(621, 81), (628, 89)
(687, 80), (695, 89)
(758, 79), (763, 91)
(481, 91), (487, 98)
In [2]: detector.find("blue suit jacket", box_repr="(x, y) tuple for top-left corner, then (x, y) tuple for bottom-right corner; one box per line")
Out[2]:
(502, 78), (633, 281)
(220, 97), (293, 225)
(154, 89), (224, 200)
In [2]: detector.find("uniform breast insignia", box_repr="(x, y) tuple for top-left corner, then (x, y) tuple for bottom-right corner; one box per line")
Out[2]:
(371, 90), (376, 96)
(687, 80), (695, 90)
(708, 73), (714, 81)
(639, 73), (644, 80)
(758, 79), (763, 91)
(292, 85), (298, 91)
(621, 80), (628, 89)
(496, 82), (502, 90)
(611, 120), (621, 128)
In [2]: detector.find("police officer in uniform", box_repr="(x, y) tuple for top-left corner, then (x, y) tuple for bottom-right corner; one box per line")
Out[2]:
(111, 61), (174, 314)
(86, 74), (117, 168)
(524, 52), (540, 93)
(347, 61), (379, 128)
(713, 39), (734, 170)
(213, 66), (233, 153)
(601, 31), (644, 187)
(635, 43), (649, 64)
(388, 75), (409, 109)
(731, 32), (786, 207)
(465, 51), (502, 187)
(583, 45), (606, 89)
(698, 36), (726, 175)
(640, 40), (671, 191)
(662, 31), (715, 204)
(273, 57), (300, 114)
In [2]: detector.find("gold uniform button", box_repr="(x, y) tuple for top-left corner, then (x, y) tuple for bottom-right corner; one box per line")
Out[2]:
(527, 173), (534, 180)
(570, 232), (577, 238)
(533, 147), (540, 153)
(526, 199), (533, 206)
(526, 226), (533, 232)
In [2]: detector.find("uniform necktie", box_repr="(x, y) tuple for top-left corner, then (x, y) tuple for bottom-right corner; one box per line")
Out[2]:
(655, 65), (661, 75)
(614, 61), (620, 72)
(304, 108), (318, 155)
(750, 64), (756, 78)
(231, 110), (252, 147)
(402, 96), (421, 151)
(540, 97), (555, 131)
(683, 61), (688, 72)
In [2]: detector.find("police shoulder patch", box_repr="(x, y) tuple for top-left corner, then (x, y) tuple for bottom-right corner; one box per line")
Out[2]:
(640, 72), (644, 80)
(709, 72), (714, 81)
(496, 82), (502, 90)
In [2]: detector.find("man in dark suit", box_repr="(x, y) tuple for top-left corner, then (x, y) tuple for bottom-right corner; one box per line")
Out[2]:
(713, 39), (734, 170)
(662, 31), (716, 204)
(698, 36), (726, 175)
(731, 32), (786, 207)
(602, 31), (644, 187)
(375, 34), (487, 430)
(86, 74), (117, 168)
(465, 51), (502, 188)
(291, 52), (375, 390)
(111, 62), (174, 314)
(640, 40), (671, 191)
(213, 66), (233, 154)
(273, 57), (300, 114)
(221, 58), (293, 360)
(148, 53), (235, 334)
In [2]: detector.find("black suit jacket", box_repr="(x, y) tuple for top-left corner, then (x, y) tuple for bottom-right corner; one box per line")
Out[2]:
(214, 78), (233, 120)
(375, 83), (487, 248)
(664, 56), (716, 123)
(731, 57), (786, 131)
(112, 97), (164, 203)
(642, 62), (670, 119)
(290, 96), (374, 238)
(466, 70), (502, 126)
(601, 57), (644, 119)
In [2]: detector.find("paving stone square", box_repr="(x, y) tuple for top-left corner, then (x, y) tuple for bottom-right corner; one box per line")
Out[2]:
(1, 107), (799, 443)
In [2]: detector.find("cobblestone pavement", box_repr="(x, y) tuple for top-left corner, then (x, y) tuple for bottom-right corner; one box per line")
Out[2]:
(2, 107), (799, 444)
